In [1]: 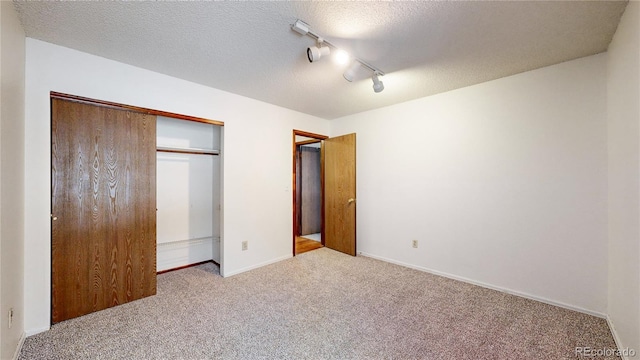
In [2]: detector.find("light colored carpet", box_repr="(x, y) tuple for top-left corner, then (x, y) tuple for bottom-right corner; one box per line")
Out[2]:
(20, 248), (618, 359)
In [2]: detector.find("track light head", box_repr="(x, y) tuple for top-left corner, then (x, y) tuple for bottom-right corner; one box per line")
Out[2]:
(372, 73), (384, 93)
(343, 61), (361, 82)
(307, 45), (330, 63)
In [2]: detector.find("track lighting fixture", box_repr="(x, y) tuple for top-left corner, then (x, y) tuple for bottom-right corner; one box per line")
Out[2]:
(372, 73), (384, 93)
(343, 61), (361, 82)
(291, 19), (387, 93)
(292, 20), (310, 35)
(307, 40), (330, 63)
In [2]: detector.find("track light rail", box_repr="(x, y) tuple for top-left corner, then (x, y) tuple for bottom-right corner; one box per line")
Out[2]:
(292, 20), (385, 76)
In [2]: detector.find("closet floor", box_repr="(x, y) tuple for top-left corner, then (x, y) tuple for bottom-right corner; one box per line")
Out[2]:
(295, 236), (323, 255)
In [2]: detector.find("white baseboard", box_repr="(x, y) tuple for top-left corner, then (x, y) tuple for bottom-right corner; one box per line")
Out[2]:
(222, 254), (292, 277)
(12, 331), (26, 360)
(157, 237), (215, 272)
(25, 325), (49, 337)
(358, 251), (606, 319)
(606, 315), (635, 360)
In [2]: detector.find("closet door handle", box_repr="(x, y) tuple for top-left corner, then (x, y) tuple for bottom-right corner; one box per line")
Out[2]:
(347, 198), (356, 204)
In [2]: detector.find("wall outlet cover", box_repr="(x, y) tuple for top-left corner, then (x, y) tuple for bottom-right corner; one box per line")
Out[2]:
(8, 308), (13, 329)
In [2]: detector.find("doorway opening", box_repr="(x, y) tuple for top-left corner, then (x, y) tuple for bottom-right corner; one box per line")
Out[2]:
(293, 130), (327, 255)
(292, 130), (357, 257)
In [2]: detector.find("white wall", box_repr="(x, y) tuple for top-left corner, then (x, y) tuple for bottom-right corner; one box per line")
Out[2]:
(607, 1), (640, 357)
(23, 39), (329, 334)
(156, 116), (221, 270)
(0, 1), (26, 358)
(331, 54), (608, 315)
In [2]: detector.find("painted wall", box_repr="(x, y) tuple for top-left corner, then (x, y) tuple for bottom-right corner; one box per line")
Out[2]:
(607, 1), (640, 356)
(0, 1), (26, 358)
(23, 39), (329, 335)
(331, 54), (608, 315)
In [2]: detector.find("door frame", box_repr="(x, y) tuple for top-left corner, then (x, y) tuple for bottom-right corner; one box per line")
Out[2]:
(292, 130), (328, 255)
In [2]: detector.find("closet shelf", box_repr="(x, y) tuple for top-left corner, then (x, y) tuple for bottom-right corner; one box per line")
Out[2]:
(157, 146), (219, 156)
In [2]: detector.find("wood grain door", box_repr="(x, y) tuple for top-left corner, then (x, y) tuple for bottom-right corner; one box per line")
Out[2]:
(324, 133), (356, 256)
(51, 98), (157, 323)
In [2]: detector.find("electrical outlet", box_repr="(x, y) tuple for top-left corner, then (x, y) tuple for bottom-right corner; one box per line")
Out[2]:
(412, 240), (418, 248)
(8, 308), (13, 329)
(242, 241), (248, 251)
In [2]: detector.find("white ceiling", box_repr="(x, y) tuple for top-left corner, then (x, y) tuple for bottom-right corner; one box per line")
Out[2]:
(13, 1), (627, 120)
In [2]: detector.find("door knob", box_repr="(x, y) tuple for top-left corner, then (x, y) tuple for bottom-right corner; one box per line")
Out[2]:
(347, 198), (356, 204)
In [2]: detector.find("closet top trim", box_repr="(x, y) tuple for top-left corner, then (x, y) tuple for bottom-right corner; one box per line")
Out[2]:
(50, 92), (224, 126)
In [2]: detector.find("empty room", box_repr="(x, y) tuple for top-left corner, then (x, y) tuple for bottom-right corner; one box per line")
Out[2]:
(1, 1), (639, 359)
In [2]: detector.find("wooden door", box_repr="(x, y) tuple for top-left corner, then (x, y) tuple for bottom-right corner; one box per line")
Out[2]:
(324, 133), (356, 256)
(51, 98), (157, 323)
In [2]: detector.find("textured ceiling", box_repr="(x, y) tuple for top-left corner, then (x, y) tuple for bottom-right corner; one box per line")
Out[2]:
(13, 1), (627, 120)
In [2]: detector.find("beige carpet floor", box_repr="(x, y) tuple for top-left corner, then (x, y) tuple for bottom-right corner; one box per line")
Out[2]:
(20, 248), (618, 359)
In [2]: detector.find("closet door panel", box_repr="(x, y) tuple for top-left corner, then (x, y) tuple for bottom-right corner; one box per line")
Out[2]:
(51, 98), (157, 323)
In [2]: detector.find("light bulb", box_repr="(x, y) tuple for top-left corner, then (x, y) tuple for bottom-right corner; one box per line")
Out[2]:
(334, 50), (350, 65)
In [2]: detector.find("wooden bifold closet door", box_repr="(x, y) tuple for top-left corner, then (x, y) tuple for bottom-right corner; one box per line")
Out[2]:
(51, 98), (157, 323)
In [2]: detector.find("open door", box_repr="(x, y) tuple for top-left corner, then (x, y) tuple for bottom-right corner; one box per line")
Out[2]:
(324, 133), (356, 256)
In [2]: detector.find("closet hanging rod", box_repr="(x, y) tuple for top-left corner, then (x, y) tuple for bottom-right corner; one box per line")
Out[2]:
(157, 146), (219, 156)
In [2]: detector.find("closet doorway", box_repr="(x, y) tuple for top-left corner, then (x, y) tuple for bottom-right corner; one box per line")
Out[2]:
(50, 92), (223, 323)
(156, 117), (222, 272)
(292, 130), (357, 256)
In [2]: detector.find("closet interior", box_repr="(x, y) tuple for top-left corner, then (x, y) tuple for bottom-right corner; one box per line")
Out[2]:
(156, 116), (222, 271)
